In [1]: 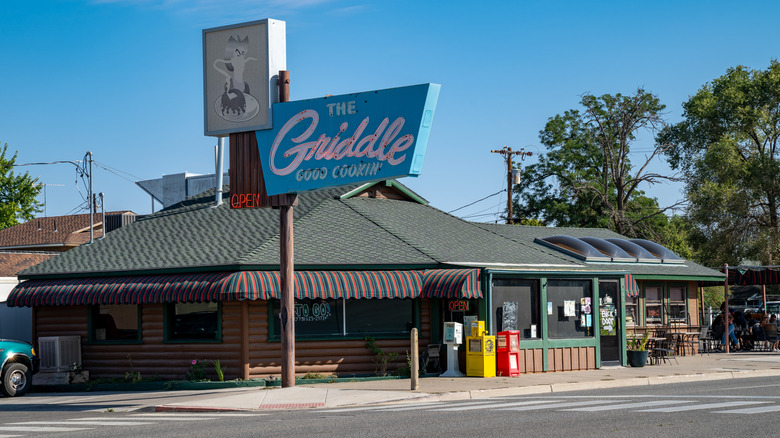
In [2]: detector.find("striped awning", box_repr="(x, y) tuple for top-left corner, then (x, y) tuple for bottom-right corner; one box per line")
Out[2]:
(698, 266), (780, 287)
(422, 269), (482, 299)
(224, 270), (422, 300)
(8, 269), (477, 307)
(625, 273), (639, 298)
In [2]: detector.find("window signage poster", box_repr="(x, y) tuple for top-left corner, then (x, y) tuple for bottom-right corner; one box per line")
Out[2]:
(203, 19), (286, 137)
(255, 83), (441, 195)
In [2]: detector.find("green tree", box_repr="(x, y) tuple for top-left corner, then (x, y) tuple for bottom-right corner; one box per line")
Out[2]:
(0, 143), (42, 229)
(659, 61), (780, 266)
(516, 89), (680, 240)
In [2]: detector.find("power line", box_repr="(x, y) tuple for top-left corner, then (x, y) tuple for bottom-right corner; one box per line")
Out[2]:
(93, 161), (139, 184)
(93, 160), (144, 182)
(448, 189), (505, 214)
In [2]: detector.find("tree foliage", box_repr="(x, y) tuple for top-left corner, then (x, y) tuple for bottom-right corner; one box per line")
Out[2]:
(659, 61), (780, 266)
(515, 89), (680, 241)
(0, 143), (42, 230)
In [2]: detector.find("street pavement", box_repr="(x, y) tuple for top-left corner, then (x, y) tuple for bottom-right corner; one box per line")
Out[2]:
(153, 351), (780, 412)
(17, 351), (780, 413)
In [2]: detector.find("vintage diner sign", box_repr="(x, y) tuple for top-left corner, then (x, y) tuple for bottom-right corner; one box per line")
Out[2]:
(255, 83), (440, 195)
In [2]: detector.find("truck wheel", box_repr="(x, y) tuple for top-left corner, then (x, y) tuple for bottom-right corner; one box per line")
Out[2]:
(1, 363), (31, 397)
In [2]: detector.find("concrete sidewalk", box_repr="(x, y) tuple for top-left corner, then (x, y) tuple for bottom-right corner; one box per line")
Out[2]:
(156, 351), (780, 412)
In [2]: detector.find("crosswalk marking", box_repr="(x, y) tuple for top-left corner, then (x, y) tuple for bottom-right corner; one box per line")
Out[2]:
(564, 400), (693, 411)
(10, 420), (153, 426)
(433, 399), (564, 412)
(0, 426), (90, 432)
(324, 400), (498, 413)
(715, 404), (780, 414)
(498, 399), (630, 411)
(639, 401), (768, 412)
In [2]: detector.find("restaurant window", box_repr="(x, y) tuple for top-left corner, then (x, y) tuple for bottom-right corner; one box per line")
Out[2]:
(89, 304), (141, 343)
(270, 298), (415, 339)
(165, 302), (220, 342)
(625, 295), (638, 327)
(491, 278), (540, 339)
(645, 285), (663, 325)
(668, 285), (687, 324)
(547, 279), (593, 338)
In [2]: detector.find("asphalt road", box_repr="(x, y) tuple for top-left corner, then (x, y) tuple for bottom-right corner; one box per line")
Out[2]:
(3, 376), (780, 437)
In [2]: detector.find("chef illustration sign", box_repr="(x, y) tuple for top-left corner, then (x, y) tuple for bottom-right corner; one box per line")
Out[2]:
(203, 19), (286, 136)
(255, 84), (440, 195)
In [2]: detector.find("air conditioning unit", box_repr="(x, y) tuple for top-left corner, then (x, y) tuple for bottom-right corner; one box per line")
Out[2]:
(38, 336), (82, 372)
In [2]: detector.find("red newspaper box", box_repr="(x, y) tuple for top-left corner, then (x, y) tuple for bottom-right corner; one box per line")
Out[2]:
(496, 330), (521, 377)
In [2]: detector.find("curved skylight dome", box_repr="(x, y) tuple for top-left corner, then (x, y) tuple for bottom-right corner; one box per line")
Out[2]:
(630, 239), (684, 264)
(604, 238), (661, 263)
(579, 237), (636, 262)
(534, 236), (610, 261)
(534, 235), (684, 264)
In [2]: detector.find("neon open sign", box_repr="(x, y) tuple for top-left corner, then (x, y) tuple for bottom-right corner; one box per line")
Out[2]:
(255, 84), (440, 195)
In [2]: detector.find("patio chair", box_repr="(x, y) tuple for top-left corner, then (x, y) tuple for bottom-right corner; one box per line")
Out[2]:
(697, 326), (714, 355)
(652, 333), (679, 365)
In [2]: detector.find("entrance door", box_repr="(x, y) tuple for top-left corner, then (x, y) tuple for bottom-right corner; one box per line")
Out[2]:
(598, 280), (621, 364)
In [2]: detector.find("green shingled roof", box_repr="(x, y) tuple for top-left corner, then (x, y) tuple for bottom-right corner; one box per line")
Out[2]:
(19, 181), (724, 281)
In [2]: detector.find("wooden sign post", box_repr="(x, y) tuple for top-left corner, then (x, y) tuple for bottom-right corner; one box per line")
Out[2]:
(277, 71), (297, 388)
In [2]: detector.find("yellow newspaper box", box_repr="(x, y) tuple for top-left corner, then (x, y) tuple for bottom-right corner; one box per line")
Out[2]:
(466, 321), (496, 377)
(469, 320), (485, 337)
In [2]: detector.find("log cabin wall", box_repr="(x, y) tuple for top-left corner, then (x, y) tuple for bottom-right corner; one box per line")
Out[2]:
(33, 298), (433, 380)
(547, 347), (597, 372)
(35, 303), (244, 381)
(247, 299), (432, 378)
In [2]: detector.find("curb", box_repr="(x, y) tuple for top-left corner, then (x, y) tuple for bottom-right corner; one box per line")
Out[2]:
(353, 368), (780, 407)
(155, 405), (248, 413)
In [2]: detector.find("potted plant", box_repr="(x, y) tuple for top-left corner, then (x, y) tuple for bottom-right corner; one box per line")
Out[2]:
(626, 331), (650, 367)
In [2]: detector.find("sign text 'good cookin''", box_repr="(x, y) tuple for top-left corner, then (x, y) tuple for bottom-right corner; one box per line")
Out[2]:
(255, 83), (440, 195)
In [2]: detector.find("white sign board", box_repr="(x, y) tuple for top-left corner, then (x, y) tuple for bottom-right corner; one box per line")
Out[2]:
(203, 19), (286, 137)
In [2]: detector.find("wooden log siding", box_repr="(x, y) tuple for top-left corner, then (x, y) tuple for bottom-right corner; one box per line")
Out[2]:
(33, 299), (433, 380)
(547, 347), (597, 372)
(247, 299), (432, 377)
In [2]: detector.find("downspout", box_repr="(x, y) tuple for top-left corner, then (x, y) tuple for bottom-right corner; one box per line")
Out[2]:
(99, 193), (105, 239)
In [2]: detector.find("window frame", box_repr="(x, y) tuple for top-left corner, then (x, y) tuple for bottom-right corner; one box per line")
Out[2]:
(491, 278), (541, 339)
(625, 295), (638, 327)
(644, 284), (664, 326)
(87, 304), (142, 344)
(163, 302), (222, 344)
(268, 298), (420, 341)
(667, 283), (688, 325)
(545, 278), (595, 339)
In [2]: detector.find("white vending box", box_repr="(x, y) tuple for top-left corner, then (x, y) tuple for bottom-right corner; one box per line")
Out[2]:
(441, 322), (465, 377)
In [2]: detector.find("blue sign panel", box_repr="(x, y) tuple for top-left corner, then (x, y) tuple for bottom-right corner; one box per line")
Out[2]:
(255, 83), (440, 195)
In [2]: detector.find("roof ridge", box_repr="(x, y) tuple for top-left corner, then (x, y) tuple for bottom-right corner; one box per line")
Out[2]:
(475, 224), (580, 265)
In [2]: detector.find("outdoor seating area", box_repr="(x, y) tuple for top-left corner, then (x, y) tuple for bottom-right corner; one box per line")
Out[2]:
(629, 327), (705, 366)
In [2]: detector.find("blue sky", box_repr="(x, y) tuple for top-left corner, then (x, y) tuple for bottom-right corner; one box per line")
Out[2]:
(3, 0), (779, 222)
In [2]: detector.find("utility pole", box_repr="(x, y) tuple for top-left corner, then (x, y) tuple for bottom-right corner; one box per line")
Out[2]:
(491, 146), (532, 224)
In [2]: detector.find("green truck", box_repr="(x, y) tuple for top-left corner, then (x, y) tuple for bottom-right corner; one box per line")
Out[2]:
(0, 339), (39, 396)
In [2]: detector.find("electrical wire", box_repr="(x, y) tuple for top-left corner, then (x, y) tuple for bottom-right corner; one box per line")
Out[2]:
(448, 189), (505, 214)
(93, 160), (144, 182)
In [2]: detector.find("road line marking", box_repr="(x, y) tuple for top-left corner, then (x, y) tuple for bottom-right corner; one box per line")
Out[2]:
(498, 400), (630, 411)
(10, 421), (154, 426)
(0, 426), (92, 432)
(433, 399), (565, 412)
(639, 401), (768, 412)
(324, 400), (496, 413)
(715, 404), (780, 414)
(565, 400), (693, 411)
